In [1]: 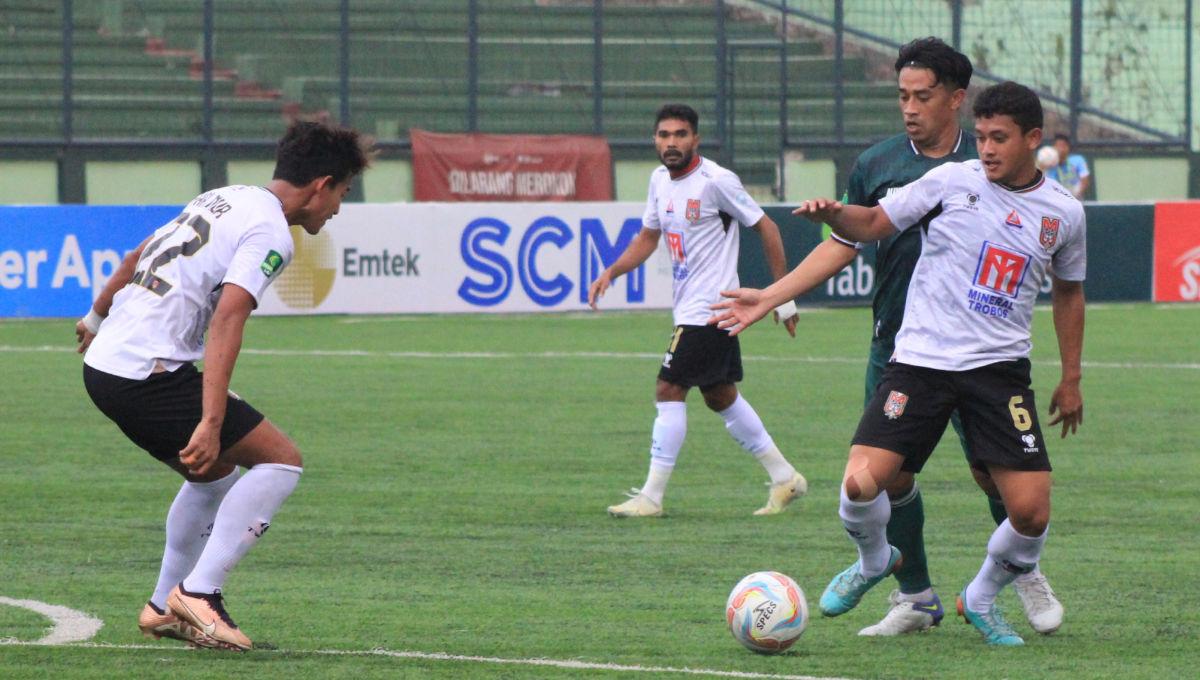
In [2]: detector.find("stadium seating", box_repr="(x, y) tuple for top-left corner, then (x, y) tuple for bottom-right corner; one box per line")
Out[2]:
(0, 0), (900, 187)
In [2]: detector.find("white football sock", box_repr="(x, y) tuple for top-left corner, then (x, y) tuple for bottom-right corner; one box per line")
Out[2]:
(641, 401), (686, 505)
(965, 519), (1047, 613)
(719, 394), (796, 483)
(838, 487), (893, 577)
(149, 468), (239, 609)
(183, 463), (301, 594)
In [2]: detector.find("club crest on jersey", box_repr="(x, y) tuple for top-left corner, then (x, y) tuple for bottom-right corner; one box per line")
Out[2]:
(883, 391), (909, 420)
(1040, 217), (1060, 249)
(686, 199), (701, 223)
(260, 250), (284, 277)
(1004, 210), (1022, 229)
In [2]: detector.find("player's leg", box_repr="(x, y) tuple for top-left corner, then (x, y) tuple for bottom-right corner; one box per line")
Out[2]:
(169, 394), (302, 651)
(858, 347), (943, 634)
(953, 359), (1052, 645)
(968, 452), (1063, 633)
(700, 382), (805, 516)
(608, 378), (687, 517)
(823, 362), (954, 618)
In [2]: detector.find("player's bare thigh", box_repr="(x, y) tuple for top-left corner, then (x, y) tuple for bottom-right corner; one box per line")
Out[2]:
(162, 419), (300, 482)
(984, 465), (1050, 535)
(655, 378), (688, 402)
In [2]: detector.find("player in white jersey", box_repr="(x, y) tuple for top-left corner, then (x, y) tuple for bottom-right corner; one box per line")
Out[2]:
(76, 122), (372, 651)
(588, 104), (806, 518)
(785, 82), (1085, 646)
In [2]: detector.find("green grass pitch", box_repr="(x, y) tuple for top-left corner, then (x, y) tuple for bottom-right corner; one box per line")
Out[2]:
(0, 304), (1196, 679)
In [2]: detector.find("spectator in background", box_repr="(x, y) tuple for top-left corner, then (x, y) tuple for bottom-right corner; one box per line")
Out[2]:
(1045, 133), (1090, 200)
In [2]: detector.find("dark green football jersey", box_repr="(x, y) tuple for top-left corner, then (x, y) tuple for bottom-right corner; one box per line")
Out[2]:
(844, 129), (977, 349)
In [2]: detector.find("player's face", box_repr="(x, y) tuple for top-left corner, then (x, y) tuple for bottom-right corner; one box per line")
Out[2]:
(897, 66), (963, 149)
(300, 177), (352, 234)
(654, 118), (699, 171)
(975, 114), (1042, 185)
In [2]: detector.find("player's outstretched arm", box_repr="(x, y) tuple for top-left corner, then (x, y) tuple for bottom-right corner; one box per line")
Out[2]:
(792, 199), (896, 244)
(179, 283), (255, 475)
(708, 238), (857, 336)
(1047, 276), (1085, 438)
(76, 236), (150, 352)
(750, 214), (800, 337)
(588, 227), (661, 309)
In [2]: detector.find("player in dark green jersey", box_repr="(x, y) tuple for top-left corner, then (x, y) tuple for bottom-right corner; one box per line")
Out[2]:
(710, 37), (1062, 637)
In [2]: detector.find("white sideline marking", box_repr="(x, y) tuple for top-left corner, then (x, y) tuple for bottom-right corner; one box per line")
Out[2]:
(0, 640), (856, 680)
(0, 597), (103, 645)
(2, 344), (1199, 370)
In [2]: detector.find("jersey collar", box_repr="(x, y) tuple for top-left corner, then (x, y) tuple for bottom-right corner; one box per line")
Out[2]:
(997, 170), (1045, 194)
(908, 129), (964, 157)
(669, 155), (703, 181)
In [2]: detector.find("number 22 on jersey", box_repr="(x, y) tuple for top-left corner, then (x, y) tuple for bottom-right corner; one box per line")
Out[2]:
(130, 212), (212, 296)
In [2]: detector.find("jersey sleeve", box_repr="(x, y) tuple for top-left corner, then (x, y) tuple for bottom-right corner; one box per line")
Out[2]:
(711, 170), (765, 228)
(642, 176), (661, 230)
(1051, 205), (1087, 281)
(877, 163), (951, 233)
(223, 218), (293, 305)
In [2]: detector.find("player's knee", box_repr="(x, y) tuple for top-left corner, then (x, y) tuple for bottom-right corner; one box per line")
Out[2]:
(1006, 505), (1049, 536)
(701, 388), (735, 412)
(655, 381), (687, 403)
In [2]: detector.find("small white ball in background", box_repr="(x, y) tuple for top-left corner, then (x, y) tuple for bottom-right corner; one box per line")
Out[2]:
(1036, 146), (1060, 170)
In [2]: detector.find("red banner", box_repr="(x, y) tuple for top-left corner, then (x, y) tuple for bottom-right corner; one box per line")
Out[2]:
(1153, 202), (1200, 302)
(410, 129), (613, 202)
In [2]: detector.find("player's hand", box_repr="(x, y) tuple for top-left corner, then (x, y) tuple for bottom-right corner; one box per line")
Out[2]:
(708, 288), (770, 336)
(792, 198), (844, 224)
(587, 270), (613, 310)
(179, 421), (222, 476)
(75, 319), (97, 353)
(1047, 379), (1083, 438)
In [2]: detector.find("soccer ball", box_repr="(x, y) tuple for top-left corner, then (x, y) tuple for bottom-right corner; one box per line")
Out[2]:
(725, 571), (808, 653)
(1036, 146), (1060, 170)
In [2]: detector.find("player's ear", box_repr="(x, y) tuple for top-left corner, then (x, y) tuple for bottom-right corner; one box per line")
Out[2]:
(949, 87), (967, 110)
(1026, 127), (1043, 150)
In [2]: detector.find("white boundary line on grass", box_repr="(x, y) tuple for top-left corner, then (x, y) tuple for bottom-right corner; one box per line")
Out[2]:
(0, 596), (103, 645)
(0, 640), (857, 680)
(3, 344), (1200, 371)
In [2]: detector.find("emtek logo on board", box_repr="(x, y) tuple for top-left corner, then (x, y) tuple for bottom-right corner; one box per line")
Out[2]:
(458, 216), (643, 307)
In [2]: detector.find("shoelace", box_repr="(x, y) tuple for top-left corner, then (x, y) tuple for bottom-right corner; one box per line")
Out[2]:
(984, 606), (1018, 637)
(1018, 575), (1057, 607)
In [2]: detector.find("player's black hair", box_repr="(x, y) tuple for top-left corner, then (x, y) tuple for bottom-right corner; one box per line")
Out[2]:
(273, 121), (373, 186)
(894, 37), (973, 91)
(973, 81), (1044, 133)
(654, 104), (699, 134)
(1053, 133), (1072, 144)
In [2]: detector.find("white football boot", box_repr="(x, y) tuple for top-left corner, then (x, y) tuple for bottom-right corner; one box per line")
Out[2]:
(753, 471), (808, 516)
(606, 488), (663, 518)
(858, 590), (945, 636)
(1013, 570), (1063, 634)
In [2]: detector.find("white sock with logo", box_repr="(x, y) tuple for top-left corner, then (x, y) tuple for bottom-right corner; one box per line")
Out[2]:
(719, 394), (795, 484)
(964, 519), (1047, 613)
(640, 401), (686, 505)
(149, 468), (239, 609)
(183, 463), (301, 594)
(838, 487), (893, 577)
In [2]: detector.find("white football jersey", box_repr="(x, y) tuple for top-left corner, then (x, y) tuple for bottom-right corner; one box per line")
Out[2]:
(643, 157), (765, 326)
(85, 185), (294, 379)
(878, 160), (1086, 371)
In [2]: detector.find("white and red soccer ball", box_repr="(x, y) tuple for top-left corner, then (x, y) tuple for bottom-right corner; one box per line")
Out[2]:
(725, 571), (809, 653)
